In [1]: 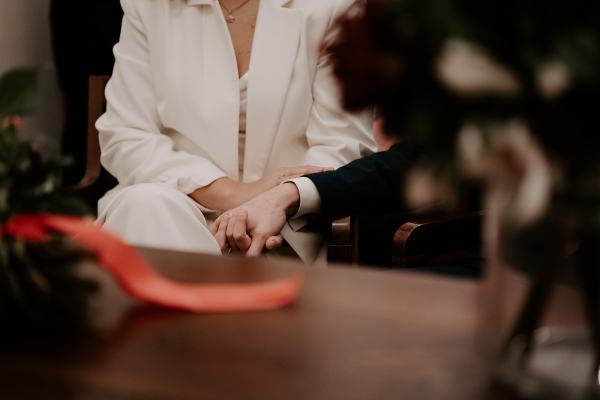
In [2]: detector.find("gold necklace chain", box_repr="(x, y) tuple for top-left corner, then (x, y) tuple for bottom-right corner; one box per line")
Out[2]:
(219, 0), (254, 24)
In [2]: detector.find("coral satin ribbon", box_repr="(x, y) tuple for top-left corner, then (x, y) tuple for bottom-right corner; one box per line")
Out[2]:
(4, 214), (302, 312)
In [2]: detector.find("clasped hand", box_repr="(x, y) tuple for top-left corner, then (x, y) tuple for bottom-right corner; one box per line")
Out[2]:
(191, 165), (327, 211)
(211, 181), (302, 256)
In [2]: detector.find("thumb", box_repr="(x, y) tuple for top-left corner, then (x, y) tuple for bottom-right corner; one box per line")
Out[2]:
(265, 235), (284, 250)
(246, 236), (267, 257)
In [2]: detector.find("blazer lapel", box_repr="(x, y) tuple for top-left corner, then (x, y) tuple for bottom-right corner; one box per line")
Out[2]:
(164, 0), (240, 178)
(244, 0), (302, 181)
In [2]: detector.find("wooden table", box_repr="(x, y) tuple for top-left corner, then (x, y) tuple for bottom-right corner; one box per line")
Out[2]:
(0, 248), (491, 399)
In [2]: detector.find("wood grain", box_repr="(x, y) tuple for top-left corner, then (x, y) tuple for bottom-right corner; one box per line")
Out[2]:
(0, 248), (490, 400)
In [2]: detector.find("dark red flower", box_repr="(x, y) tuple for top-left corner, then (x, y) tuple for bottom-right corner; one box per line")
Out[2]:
(328, 0), (407, 112)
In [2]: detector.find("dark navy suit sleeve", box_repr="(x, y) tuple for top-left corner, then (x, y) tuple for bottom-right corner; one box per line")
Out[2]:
(305, 142), (422, 220)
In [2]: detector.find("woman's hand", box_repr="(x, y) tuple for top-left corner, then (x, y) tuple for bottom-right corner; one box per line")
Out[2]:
(253, 165), (332, 194)
(211, 182), (301, 255)
(190, 165), (331, 211)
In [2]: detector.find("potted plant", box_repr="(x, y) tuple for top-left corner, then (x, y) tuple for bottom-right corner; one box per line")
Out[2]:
(0, 68), (94, 338)
(329, 1), (600, 397)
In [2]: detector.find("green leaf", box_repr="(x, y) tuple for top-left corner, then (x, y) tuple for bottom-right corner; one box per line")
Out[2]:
(0, 68), (39, 118)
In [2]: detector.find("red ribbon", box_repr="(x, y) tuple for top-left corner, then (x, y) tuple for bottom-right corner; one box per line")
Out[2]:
(4, 214), (302, 312)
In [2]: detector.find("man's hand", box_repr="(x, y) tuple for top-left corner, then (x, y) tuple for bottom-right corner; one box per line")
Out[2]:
(211, 183), (301, 256)
(190, 166), (328, 211)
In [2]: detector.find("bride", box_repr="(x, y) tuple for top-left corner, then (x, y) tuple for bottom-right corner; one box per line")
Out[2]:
(96, 0), (375, 263)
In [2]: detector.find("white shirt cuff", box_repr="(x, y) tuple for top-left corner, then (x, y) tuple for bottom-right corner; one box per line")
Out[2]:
(287, 177), (321, 217)
(284, 177), (322, 231)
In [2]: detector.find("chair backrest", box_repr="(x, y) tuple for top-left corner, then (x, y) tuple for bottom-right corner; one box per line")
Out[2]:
(72, 75), (117, 210)
(73, 75), (110, 190)
(392, 211), (483, 268)
(82, 75), (110, 189)
(328, 211), (483, 269)
(78, 76), (481, 268)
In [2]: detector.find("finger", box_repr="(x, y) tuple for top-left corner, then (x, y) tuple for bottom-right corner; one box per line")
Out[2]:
(211, 216), (222, 235)
(276, 166), (328, 184)
(278, 168), (318, 182)
(226, 218), (240, 253)
(265, 235), (283, 250)
(226, 212), (251, 253)
(213, 215), (230, 254)
(222, 244), (231, 255)
(290, 165), (333, 176)
(289, 165), (321, 175)
(232, 217), (252, 252)
(217, 228), (231, 255)
(246, 236), (267, 257)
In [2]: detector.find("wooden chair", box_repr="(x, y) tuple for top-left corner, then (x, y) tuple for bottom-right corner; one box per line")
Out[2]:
(327, 212), (482, 268)
(72, 75), (116, 208)
(392, 212), (482, 268)
(80, 75), (482, 269)
(75, 76), (365, 248)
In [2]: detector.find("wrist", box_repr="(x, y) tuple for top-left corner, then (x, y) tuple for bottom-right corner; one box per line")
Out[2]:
(276, 182), (300, 217)
(190, 177), (241, 210)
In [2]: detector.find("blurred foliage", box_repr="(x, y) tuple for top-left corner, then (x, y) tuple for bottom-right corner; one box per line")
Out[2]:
(331, 0), (600, 224)
(0, 68), (95, 337)
(0, 68), (38, 118)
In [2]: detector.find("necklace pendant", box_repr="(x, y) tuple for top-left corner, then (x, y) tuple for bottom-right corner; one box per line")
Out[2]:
(226, 14), (235, 23)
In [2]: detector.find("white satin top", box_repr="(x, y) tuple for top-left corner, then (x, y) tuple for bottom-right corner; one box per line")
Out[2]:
(239, 72), (248, 179)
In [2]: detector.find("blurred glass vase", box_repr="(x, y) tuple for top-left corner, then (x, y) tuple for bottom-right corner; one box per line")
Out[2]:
(478, 127), (600, 399)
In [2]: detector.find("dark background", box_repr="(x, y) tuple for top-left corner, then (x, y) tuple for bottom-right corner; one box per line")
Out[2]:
(50, 0), (123, 186)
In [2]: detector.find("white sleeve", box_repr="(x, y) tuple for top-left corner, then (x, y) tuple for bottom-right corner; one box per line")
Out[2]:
(97, 0), (227, 194)
(285, 177), (322, 231)
(302, 0), (377, 168)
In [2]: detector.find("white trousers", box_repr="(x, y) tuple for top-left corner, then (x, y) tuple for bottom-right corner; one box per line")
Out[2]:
(98, 183), (327, 264)
(97, 183), (222, 255)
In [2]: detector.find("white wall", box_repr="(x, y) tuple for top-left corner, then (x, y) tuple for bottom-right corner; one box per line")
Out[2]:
(0, 0), (62, 156)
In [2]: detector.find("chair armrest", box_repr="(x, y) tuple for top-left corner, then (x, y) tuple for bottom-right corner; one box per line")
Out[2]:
(328, 213), (424, 266)
(392, 212), (483, 268)
(328, 217), (356, 265)
(328, 212), (483, 268)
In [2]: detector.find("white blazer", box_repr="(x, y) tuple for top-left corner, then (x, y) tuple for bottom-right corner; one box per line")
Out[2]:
(97, 0), (376, 262)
